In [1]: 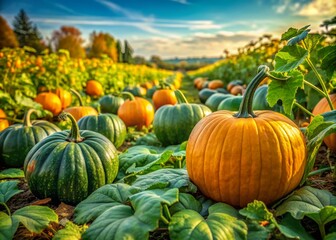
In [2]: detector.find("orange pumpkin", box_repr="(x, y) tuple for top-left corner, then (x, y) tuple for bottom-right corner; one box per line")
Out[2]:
(63, 89), (98, 121)
(35, 92), (62, 116)
(118, 92), (154, 130)
(186, 66), (306, 207)
(208, 80), (224, 89)
(311, 94), (336, 151)
(0, 109), (9, 131)
(54, 88), (72, 109)
(86, 80), (103, 97)
(152, 89), (177, 110)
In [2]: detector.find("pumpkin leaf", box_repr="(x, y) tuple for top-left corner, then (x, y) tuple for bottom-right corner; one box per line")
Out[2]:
(0, 212), (19, 240)
(208, 202), (240, 218)
(306, 206), (336, 228)
(319, 45), (336, 77)
(169, 193), (202, 215)
(274, 45), (308, 72)
(275, 186), (336, 220)
(239, 200), (275, 222)
(53, 221), (88, 240)
(82, 188), (179, 240)
(245, 221), (272, 240)
(267, 70), (304, 115)
(134, 132), (162, 147)
(168, 209), (248, 240)
(131, 168), (197, 193)
(287, 30), (310, 46)
(197, 195), (215, 217)
(0, 180), (23, 204)
(281, 25), (310, 41)
(0, 169), (24, 180)
(277, 213), (314, 240)
(12, 206), (58, 233)
(301, 112), (336, 185)
(74, 183), (140, 224)
(325, 232), (336, 240)
(126, 150), (174, 175)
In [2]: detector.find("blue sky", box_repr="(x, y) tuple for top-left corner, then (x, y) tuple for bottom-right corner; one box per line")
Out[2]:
(1, 0), (335, 59)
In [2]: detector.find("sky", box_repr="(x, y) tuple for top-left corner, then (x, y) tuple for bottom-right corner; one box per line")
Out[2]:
(1, 0), (335, 59)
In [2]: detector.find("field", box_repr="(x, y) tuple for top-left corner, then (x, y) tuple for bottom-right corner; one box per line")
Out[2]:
(0, 25), (336, 240)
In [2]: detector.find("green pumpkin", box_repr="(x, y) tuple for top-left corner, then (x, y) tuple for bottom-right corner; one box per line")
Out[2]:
(252, 85), (284, 113)
(217, 96), (243, 111)
(153, 90), (211, 146)
(0, 109), (60, 167)
(205, 93), (232, 111)
(98, 95), (124, 114)
(124, 86), (146, 97)
(146, 86), (158, 98)
(78, 113), (126, 148)
(24, 112), (119, 205)
(198, 88), (217, 103)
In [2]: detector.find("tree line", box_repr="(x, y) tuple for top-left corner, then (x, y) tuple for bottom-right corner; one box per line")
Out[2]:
(0, 9), (134, 63)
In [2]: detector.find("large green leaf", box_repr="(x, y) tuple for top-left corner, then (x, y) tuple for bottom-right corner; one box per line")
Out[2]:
(267, 70), (304, 115)
(0, 169), (24, 180)
(278, 213), (314, 240)
(168, 209), (248, 240)
(319, 45), (336, 78)
(53, 221), (88, 240)
(12, 206), (58, 233)
(239, 200), (274, 222)
(74, 183), (140, 224)
(306, 206), (336, 228)
(0, 181), (23, 204)
(169, 193), (202, 215)
(82, 188), (179, 240)
(281, 25), (310, 41)
(0, 212), (19, 240)
(275, 186), (336, 219)
(274, 45), (308, 72)
(208, 202), (240, 218)
(131, 168), (197, 193)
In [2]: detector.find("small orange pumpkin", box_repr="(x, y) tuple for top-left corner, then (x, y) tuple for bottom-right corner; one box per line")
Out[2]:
(86, 80), (103, 97)
(118, 92), (154, 130)
(311, 94), (336, 151)
(54, 88), (72, 109)
(0, 109), (9, 132)
(63, 89), (98, 121)
(208, 80), (224, 89)
(152, 89), (177, 110)
(35, 92), (62, 116)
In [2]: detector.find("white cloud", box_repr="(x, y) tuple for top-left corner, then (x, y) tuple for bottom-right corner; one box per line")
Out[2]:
(52, 3), (77, 15)
(171, 0), (190, 5)
(298, 0), (336, 17)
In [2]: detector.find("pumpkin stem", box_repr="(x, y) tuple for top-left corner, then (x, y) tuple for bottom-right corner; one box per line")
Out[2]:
(234, 65), (269, 118)
(70, 88), (84, 106)
(23, 109), (37, 127)
(121, 91), (135, 101)
(58, 112), (83, 142)
(174, 90), (189, 104)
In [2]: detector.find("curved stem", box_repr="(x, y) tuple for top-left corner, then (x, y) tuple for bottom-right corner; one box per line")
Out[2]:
(234, 65), (269, 118)
(121, 91), (135, 101)
(58, 112), (83, 142)
(1, 202), (11, 216)
(174, 90), (189, 104)
(162, 204), (172, 221)
(70, 88), (84, 106)
(303, 80), (327, 97)
(23, 109), (37, 127)
(301, 41), (334, 110)
(307, 166), (334, 177)
(294, 101), (314, 117)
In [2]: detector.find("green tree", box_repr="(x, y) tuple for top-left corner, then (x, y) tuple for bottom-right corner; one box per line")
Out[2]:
(88, 32), (118, 61)
(0, 16), (19, 49)
(52, 26), (86, 58)
(116, 40), (123, 63)
(12, 9), (45, 52)
(122, 40), (134, 63)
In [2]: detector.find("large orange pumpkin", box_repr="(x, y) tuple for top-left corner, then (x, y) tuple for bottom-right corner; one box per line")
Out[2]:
(0, 109), (9, 132)
(63, 89), (98, 121)
(186, 65), (306, 207)
(118, 92), (154, 130)
(86, 80), (103, 97)
(311, 94), (336, 151)
(35, 92), (62, 116)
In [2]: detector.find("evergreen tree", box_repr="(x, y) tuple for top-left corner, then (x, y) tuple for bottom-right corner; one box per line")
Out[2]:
(0, 16), (19, 49)
(116, 40), (123, 63)
(12, 9), (45, 52)
(122, 40), (133, 64)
